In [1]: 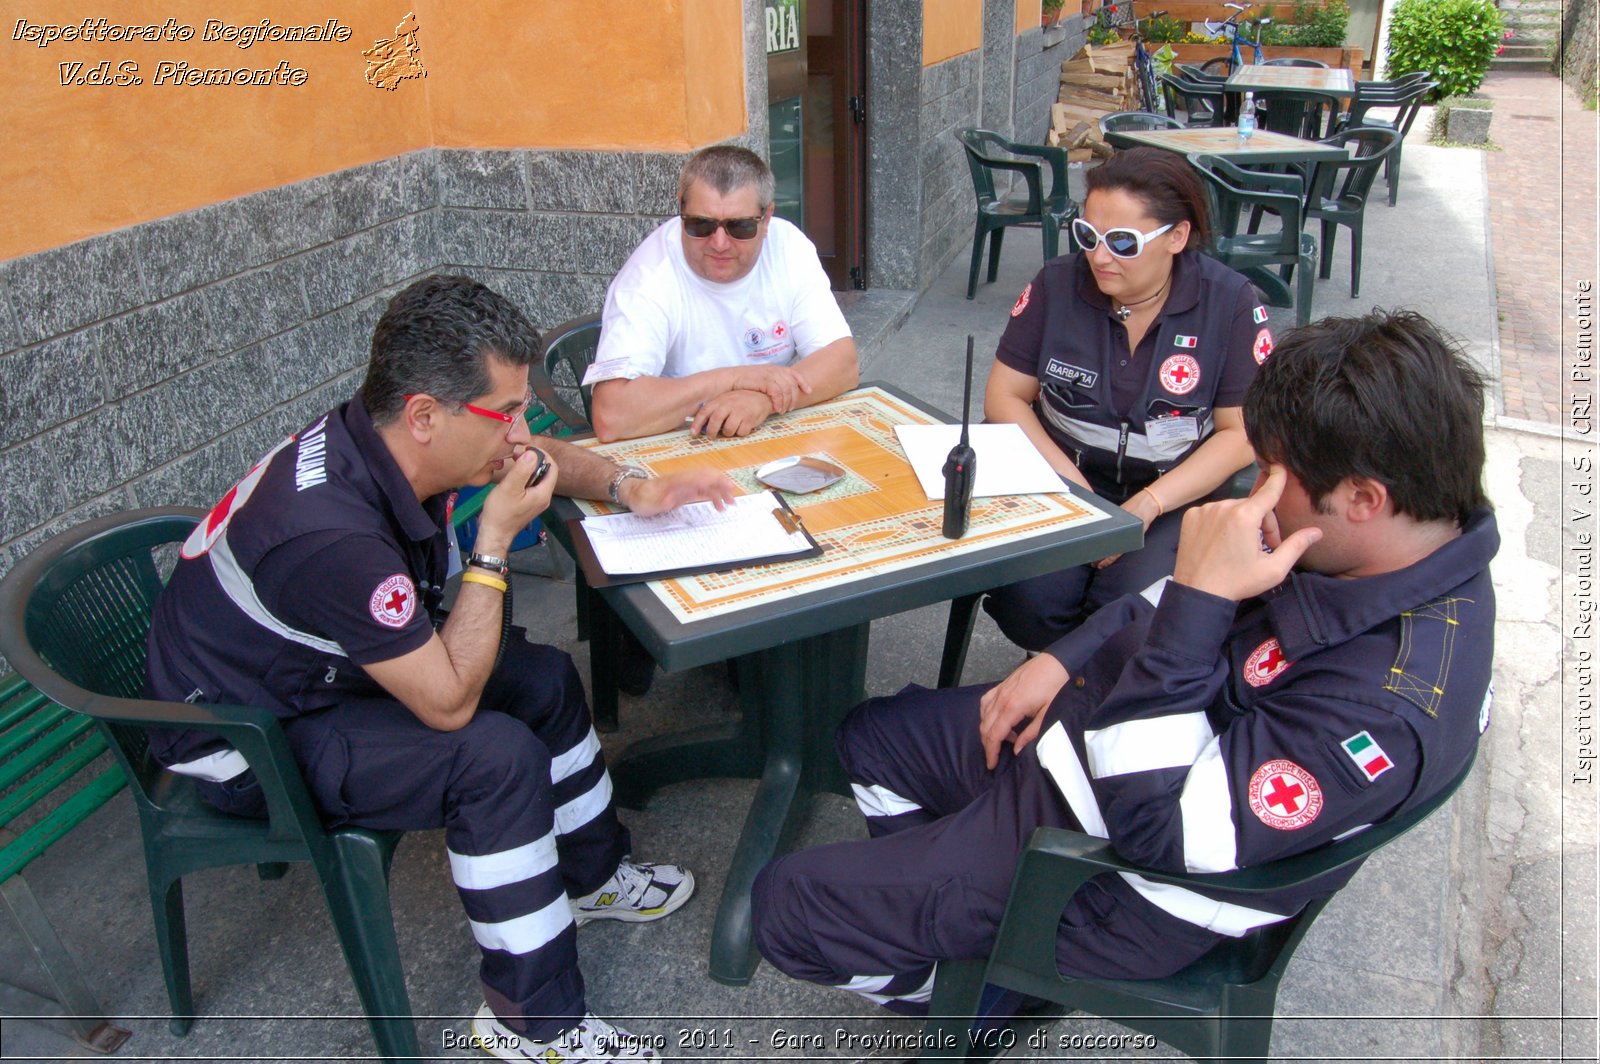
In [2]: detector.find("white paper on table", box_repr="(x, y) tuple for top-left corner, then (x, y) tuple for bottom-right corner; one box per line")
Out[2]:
(579, 491), (813, 575)
(894, 423), (1068, 501)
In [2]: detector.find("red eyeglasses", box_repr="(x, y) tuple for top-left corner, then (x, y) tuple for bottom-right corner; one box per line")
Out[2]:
(405, 390), (532, 428)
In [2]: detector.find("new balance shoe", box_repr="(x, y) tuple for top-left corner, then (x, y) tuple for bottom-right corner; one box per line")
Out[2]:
(470, 1005), (661, 1062)
(570, 857), (694, 927)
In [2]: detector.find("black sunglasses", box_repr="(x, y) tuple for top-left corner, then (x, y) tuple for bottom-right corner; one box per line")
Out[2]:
(680, 214), (764, 240)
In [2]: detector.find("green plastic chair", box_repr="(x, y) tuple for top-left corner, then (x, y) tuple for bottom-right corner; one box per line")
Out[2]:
(531, 312), (603, 432)
(1302, 126), (1401, 298)
(1191, 154), (1317, 326)
(955, 129), (1080, 299)
(0, 508), (419, 1061)
(1252, 88), (1334, 140)
(920, 750), (1478, 1063)
(1099, 110), (1185, 135)
(1335, 79), (1436, 206)
(1157, 72), (1226, 127)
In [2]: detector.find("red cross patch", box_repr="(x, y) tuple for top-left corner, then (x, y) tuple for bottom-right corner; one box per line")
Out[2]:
(369, 574), (417, 629)
(772, 320), (788, 339)
(1010, 283), (1032, 317)
(1158, 354), (1200, 395)
(1244, 637), (1291, 687)
(1253, 328), (1274, 364)
(1248, 759), (1323, 830)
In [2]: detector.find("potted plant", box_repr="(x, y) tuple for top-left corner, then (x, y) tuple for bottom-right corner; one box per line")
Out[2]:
(1042, 0), (1066, 28)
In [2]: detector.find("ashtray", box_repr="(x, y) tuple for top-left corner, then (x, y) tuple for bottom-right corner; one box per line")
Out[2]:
(755, 456), (846, 494)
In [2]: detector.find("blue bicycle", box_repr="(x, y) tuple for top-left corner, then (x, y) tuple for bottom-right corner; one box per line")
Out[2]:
(1201, 1), (1270, 76)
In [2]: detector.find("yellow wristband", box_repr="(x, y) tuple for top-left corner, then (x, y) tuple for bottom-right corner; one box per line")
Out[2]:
(460, 571), (508, 593)
(1140, 486), (1165, 517)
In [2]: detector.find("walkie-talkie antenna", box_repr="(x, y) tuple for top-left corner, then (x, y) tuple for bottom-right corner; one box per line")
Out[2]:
(959, 335), (973, 448)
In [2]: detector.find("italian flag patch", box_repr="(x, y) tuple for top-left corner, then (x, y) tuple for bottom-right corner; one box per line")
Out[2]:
(1341, 731), (1393, 782)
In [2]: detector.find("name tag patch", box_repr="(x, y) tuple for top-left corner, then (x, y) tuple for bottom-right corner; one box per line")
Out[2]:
(1046, 358), (1099, 388)
(1146, 416), (1200, 448)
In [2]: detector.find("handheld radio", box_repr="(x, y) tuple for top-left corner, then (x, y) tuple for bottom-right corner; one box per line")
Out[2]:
(941, 335), (978, 539)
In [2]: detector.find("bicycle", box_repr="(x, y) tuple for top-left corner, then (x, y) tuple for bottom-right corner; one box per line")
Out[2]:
(1096, 0), (1167, 114)
(1201, 1), (1270, 77)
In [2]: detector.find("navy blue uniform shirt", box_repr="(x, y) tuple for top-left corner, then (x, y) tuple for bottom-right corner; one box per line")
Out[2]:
(145, 397), (452, 767)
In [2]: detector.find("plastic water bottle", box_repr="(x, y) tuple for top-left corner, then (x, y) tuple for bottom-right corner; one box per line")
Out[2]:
(1237, 91), (1257, 141)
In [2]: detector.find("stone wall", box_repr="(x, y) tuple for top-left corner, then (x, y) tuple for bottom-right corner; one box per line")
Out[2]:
(0, 148), (691, 593)
(1561, 0), (1598, 102)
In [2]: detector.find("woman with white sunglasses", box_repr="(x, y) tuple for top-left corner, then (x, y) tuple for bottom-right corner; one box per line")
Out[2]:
(980, 147), (1271, 652)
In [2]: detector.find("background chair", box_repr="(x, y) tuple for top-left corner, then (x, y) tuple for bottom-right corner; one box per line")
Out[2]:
(1191, 153), (1317, 326)
(531, 312), (603, 432)
(1335, 79), (1436, 205)
(1099, 110), (1185, 135)
(1301, 126), (1401, 298)
(1264, 56), (1330, 67)
(955, 128), (1079, 299)
(1252, 88), (1335, 140)
(0, 509), (419, 1062)
(921, 751), (1478, 1063)
(1158, 72), (1226, 127)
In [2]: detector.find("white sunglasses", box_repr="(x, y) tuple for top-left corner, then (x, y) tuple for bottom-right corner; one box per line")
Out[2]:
(1072, 218), (1176, 258)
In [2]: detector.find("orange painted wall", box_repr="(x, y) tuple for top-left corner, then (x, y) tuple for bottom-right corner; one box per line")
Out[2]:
(0, 1), (748, 262)
(1016, 0), (1041, 34)
(923, 0), (983, 65)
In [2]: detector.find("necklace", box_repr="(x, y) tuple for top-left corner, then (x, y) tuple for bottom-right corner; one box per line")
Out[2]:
(1115, 271), (1173, 322)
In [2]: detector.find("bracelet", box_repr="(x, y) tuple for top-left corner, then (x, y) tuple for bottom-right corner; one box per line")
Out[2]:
(460, 571), (508, 593)
(1139, 486), (1165, 516)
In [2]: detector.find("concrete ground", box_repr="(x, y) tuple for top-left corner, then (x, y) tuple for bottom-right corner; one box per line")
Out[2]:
(2, 76), (1595, 1063)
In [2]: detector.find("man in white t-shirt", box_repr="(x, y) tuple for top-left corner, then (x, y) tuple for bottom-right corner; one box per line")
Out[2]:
(585, 146), (860, 442)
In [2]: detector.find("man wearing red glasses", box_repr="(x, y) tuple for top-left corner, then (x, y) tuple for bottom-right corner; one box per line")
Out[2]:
(585, 145), (859, 442)
(145, 275), (735, 1062)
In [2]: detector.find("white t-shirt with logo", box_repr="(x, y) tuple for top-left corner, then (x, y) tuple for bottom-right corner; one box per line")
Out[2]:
(585, 216), (852, 385)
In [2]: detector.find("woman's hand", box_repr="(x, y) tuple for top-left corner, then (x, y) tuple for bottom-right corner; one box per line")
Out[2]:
(1095, 486), (1163, 569)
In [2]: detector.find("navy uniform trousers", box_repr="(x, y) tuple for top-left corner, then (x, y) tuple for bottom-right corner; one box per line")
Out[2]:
(983, 507), (1186, 652)
(751, 684), (1220, 1011)
(203, 638), (626, 1042)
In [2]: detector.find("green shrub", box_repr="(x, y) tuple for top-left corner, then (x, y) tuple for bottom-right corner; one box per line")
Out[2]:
(1386, 0), (1503, 100)
(1258, 0), (1350, 47)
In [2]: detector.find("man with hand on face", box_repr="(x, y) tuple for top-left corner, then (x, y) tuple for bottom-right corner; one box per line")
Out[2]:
(584, 145), (859, 442)
(751, 310), (1498, 1018)
(145, 275), (736, 1062)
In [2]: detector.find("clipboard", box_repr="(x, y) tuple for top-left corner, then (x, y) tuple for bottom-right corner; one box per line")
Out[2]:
(565, 491), (824, 588)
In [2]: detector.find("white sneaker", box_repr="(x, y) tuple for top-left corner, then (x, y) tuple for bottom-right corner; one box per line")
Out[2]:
(470, 1005), (662, 1061)
(570, 857), (695, 927)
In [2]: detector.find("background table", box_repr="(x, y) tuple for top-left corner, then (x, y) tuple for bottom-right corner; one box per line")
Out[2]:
(1104, 125), (1352, 166)
(1224, 65), (1355, 96)
(549, 384), (1142, 984)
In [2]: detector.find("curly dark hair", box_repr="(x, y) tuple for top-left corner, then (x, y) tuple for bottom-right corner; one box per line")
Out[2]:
(361, 275), (540, 425)
(1245, 309), (1490, 526)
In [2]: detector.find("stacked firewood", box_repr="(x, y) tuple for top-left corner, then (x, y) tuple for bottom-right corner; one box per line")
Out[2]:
(1048, 42), (1136, 160)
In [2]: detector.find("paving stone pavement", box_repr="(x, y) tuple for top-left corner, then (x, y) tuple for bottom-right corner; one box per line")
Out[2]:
(1479, 69), (1598, 428)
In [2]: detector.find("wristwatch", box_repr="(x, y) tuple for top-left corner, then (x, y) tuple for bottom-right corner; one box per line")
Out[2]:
(608, 465), (649, 506)
(465, 552), (511, 577)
